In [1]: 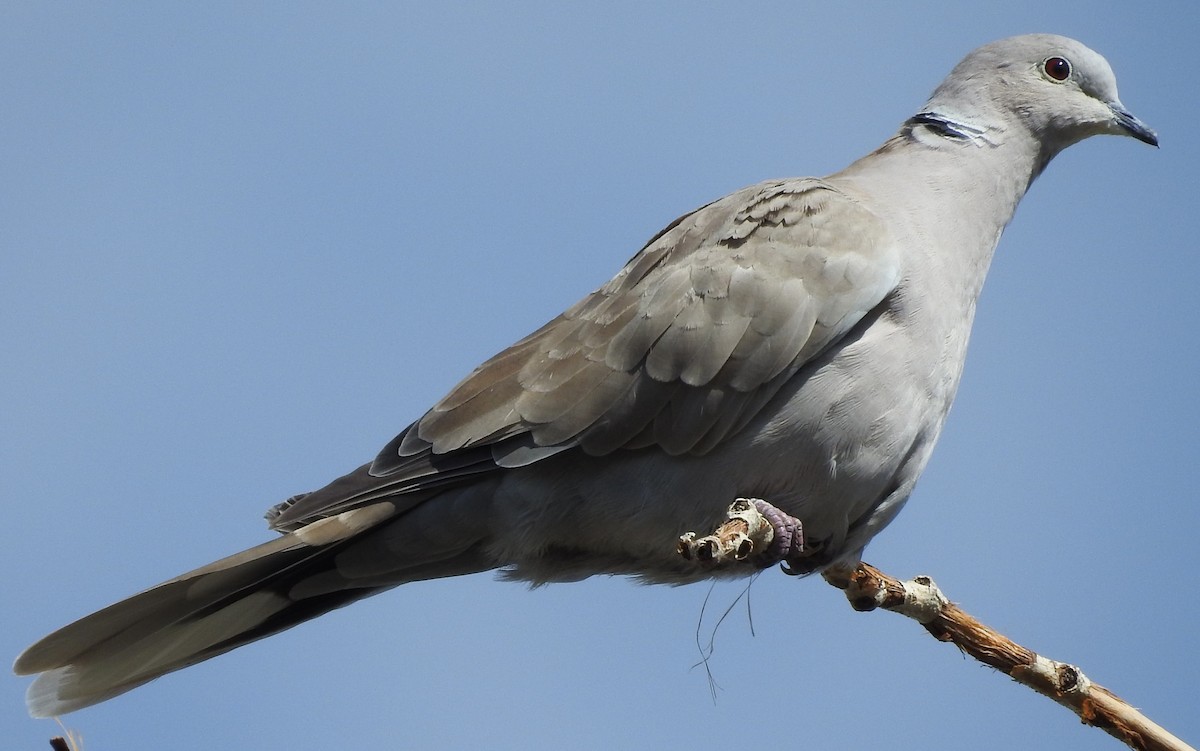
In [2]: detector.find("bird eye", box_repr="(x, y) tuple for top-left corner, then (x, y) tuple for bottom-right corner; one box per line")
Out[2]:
(1043, 56), (1071, 82)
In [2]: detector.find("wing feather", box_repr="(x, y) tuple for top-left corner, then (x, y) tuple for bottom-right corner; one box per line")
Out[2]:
(282, 177), (901, 527)
(410, 177), (900, 461)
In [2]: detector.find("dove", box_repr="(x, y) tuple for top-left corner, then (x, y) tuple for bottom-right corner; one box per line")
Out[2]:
(15, 33), (1157, 717)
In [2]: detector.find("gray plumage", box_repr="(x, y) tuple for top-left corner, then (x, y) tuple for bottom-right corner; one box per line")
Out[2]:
(15, 34), (1157, 717)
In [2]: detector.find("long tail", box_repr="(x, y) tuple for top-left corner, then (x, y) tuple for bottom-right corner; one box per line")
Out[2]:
(14, 500), (491, 717)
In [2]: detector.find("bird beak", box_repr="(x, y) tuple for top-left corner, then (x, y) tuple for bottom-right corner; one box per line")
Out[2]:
(1109, 101), (1158, 147)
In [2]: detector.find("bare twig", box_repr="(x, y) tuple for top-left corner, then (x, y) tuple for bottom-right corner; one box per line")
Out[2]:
(678, 501), (1195, 751)
(678, 498), (772, 565)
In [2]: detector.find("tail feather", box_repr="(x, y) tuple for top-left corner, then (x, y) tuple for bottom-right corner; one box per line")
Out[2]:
(15, 534), (346, 717)
(14, 500), (492, 717)
(15, 534), (311, 676)
(25, 589), (294, 716)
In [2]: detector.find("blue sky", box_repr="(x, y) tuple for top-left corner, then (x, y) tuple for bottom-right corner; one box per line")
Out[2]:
(3, 3), (1197, 749)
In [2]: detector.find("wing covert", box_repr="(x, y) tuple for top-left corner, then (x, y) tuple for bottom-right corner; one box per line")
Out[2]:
(376, 177), (902, 472)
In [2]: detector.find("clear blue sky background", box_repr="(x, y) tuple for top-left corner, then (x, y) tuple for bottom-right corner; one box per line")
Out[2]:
(3, 3), (1197, 749)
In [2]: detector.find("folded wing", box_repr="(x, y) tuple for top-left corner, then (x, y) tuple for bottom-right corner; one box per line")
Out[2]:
(274, 177), (901, 529)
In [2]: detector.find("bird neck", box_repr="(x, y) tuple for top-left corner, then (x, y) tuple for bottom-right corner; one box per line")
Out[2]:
(824, 117), (1049, 370)
(905, 112), (996, 145)
(833, 118), (1045, 296)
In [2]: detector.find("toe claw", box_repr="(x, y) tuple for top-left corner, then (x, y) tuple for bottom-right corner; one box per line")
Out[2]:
(677, 498), (809, 571)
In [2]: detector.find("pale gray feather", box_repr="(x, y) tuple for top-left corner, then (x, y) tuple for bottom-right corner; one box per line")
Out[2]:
(384, 178), (900, 469)
(15, 34), (1157, 718)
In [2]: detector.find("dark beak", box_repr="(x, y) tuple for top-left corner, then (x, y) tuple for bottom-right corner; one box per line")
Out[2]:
(1110, 102), (1159, 147)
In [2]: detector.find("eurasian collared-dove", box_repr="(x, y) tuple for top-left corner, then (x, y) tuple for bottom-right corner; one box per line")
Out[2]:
(15, 33), (1157, 717)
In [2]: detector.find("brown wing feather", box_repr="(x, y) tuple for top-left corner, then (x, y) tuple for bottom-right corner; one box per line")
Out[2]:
(398, 177), (899, 461)
(279, 178), (900, 529)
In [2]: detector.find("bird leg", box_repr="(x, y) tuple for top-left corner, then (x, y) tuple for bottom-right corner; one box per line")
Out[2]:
(676, 498), (805, 570)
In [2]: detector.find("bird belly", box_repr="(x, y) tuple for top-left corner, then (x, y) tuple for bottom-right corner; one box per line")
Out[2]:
(485, 309), (957, 583)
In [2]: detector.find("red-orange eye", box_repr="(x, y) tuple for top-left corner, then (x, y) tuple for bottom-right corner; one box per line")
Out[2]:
(1044, 56), (1071, 81)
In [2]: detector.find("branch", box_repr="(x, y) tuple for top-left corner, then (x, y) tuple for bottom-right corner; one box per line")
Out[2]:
(678, 500), (1194, 751)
